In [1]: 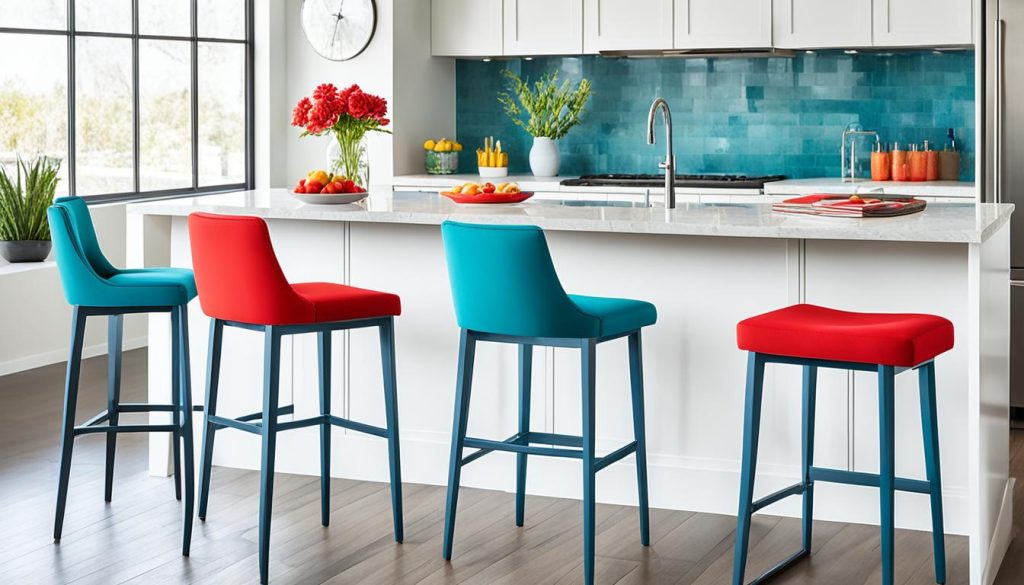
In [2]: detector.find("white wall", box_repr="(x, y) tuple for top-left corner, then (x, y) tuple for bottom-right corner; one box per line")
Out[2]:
(0, 203), (146, 376)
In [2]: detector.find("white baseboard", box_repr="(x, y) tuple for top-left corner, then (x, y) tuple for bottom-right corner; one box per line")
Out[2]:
(984, 478), (1015, 585)
(0, 336), (148, 377)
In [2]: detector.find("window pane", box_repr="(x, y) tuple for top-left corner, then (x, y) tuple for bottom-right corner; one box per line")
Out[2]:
(198, 0), (246, 39)
(140, 40), (192, 191)
(139, 0), (190, 37)
(199, 43), (245, 186)
(0, 0), (66, 30)
(0, 34), (69, 196)
(75, 37), (133, 195)
(76, 0), (132, 34)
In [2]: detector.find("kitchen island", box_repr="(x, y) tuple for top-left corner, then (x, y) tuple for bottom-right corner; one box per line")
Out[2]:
(128, 190), (1013, 584)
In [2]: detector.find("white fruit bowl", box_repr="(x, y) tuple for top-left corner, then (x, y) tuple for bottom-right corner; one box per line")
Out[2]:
(291, 192), (368, 205)
(478, 166), (509, 178)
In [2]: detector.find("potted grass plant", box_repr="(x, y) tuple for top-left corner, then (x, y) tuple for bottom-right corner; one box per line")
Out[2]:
(0, 156), (61, 263)
(498, 69), (591, 177)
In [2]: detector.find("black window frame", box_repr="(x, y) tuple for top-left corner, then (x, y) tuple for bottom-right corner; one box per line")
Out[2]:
(0, 0), (255, 203)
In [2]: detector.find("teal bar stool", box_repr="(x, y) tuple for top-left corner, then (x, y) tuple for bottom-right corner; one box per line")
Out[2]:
(439, 221), (656, 585)
(48, 196), (198, 555)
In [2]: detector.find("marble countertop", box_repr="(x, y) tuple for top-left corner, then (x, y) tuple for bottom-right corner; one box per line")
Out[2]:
(128, 189), (1013, 244)
(764, 177), (977, 198)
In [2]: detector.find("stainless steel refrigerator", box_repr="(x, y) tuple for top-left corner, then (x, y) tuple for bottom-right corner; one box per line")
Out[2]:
(985, 0), (1024, 420)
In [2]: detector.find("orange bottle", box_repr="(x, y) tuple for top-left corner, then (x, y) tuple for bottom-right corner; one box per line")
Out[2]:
(924, 140), (939, 181)
(891, 143), (908, 181)
(909, 144), (928, 182)
(871, 143), (891, 181)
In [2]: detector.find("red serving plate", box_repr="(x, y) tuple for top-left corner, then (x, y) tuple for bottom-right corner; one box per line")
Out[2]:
(441, 191), (533, 204)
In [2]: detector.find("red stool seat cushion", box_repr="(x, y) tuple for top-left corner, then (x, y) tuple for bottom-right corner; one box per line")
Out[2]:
(737, 304), (954, 367)
(292, 282), (400, 323)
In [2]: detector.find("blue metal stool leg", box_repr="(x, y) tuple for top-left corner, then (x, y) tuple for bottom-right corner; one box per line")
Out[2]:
(581, 338), (597, 585)
(54, 307), (87, 542)
(104, 314), (123, 502)
(176, 306), (196, 556)
(380, 317), (404, 542)
(732, 352), (767, 585)
(317, 330), (332, 527)
(878, 365), (897, 585)
(170, 311), (183, 502)
(919, 362), (946, 584)
(198, 319), (223, 521)
(628, 331), (651, 546)
(258, 327), (282, 585)
(801, 365), (818, 553)
(515, 343), (533, 528)
(443, 329), (476, 560)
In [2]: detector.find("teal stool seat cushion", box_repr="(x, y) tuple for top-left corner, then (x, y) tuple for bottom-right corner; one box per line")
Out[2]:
(569, 295), (657, 338)
(441, 221), (657, 339)
(48, 197), (197, 308)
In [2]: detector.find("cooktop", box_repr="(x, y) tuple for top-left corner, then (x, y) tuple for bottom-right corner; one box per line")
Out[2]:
(560, 174), (786, 190)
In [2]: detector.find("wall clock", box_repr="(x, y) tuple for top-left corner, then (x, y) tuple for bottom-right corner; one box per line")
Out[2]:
(301, 0), (377, 61)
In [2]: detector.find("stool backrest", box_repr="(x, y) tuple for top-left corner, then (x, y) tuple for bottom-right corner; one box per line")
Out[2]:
(48, 196), (119, 306)
(440, 221), (599, 338)
(188, 212), (315, 324)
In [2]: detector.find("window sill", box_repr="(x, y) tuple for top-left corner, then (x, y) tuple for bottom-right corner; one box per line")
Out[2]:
(0, 259), (56, 276)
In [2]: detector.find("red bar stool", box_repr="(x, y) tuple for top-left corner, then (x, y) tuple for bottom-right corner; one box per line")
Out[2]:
(731, 304), (953, 585)
(188, 212), (403, 584)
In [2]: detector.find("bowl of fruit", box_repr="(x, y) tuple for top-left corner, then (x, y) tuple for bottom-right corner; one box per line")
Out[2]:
(293, 170), (368, 205)
(440, 182), (532, 204)
(424, 138), (462, 175)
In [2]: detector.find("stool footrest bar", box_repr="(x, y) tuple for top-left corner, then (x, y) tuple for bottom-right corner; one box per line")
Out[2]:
(328, 415), (389, 438)
(116, 403), (176, 413)
(236, 405), (294, 422)
(81, 410), (110, 427)
(752, 482), (810, 513)
(74, 423), (178, 435)
(208, 415), (261, 435)
(594, 441), (638, 472)
(463, 436), (582, 460)
(524, 431), (583, 448)
(810, 467), (931, 494)
(747, 549), (810, 585)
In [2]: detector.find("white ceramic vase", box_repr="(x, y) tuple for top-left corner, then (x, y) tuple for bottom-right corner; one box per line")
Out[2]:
(529, 137), (561, 177)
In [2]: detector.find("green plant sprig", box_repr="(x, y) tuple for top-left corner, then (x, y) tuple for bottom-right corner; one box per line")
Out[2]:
(0, 156), (61, 241)
(498, 69), (592, 140)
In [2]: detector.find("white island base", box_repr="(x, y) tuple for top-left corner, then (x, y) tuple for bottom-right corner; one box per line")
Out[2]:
(128, 190), (1014, 584)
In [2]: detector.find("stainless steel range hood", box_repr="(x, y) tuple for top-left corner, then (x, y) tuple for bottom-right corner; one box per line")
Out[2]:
(599, 48), (796, 59)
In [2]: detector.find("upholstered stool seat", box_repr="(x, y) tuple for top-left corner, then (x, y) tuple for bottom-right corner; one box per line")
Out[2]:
(732, 303), (951, 585)
(737, 303), (954, 367)
(291, 282), (402, 323)
(568, 294), (658, 337)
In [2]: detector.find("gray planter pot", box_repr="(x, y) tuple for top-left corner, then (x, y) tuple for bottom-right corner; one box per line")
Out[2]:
(0, 240), (52, 263)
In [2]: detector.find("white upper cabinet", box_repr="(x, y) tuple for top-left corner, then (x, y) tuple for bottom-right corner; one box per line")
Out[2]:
(674, 0), (772, 49)
(773, 0), (873, 48)
(504, 0), (583, 55)
(872, 0), (973, 46)
(583, 0), (674, 53)
(431, 0), (503, 57)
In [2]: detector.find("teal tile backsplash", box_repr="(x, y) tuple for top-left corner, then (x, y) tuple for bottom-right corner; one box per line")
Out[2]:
(455, 51), (975, 180)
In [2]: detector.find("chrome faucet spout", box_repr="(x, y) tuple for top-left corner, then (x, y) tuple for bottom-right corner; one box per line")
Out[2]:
(647, 98), (676, 209)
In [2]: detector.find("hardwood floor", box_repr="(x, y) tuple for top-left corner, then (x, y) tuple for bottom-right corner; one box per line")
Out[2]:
(0, 348), (1018, 584)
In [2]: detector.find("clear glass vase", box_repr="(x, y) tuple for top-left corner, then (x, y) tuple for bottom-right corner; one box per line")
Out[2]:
(325, 131), (370, 188)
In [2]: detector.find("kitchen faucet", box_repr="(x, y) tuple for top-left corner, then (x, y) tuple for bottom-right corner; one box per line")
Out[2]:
(647, 98), (676, 209)
(841, 128), (880, 182)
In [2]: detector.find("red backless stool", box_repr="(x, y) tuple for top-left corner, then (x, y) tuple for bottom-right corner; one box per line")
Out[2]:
(732, 304), (953, 585)
(188, 212), (403, 584)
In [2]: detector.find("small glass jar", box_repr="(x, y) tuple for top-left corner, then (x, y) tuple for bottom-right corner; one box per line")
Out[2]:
(426, 151), (459, 175)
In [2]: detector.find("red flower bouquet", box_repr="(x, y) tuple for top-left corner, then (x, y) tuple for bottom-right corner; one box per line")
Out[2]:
(291, 83), (390, 187)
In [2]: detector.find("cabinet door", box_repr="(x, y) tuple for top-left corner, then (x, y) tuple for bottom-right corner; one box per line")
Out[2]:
(583, 0), (674, 53)
(431, 0), (503, 57)
(504, 0), (583, 55)
(674, 0), (772, 49)
(872, 0), (973, 46)
(773, 0), (873, 48)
